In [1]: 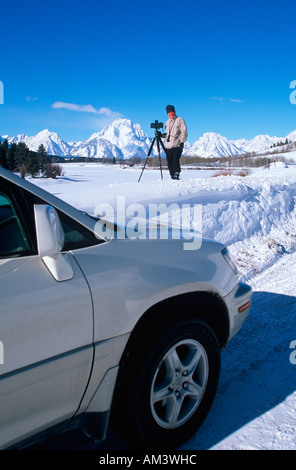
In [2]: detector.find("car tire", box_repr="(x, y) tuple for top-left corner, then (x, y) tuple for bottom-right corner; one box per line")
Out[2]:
(111, 319), (221, 449)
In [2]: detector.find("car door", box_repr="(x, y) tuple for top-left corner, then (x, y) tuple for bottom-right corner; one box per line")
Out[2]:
(0, 180), (94, 449)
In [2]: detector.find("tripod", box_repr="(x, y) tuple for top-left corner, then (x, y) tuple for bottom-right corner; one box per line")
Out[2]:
(138, 124), (167, 182)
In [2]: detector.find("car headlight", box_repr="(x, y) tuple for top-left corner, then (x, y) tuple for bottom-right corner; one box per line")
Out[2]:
(221, 247), (238, 275)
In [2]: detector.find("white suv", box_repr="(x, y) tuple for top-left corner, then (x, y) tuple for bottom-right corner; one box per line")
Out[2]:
(0, 167), (252, 450)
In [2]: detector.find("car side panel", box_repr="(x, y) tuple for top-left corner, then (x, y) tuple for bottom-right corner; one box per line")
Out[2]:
(0, 254), (93, 449)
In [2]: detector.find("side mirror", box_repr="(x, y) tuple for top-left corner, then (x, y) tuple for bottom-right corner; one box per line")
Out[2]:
(34, 205), (74, 281)
(34, 204), (64, 257)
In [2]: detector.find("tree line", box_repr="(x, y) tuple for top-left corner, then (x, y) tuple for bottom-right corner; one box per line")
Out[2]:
(0, 139), (63, 178)
(145, 152), (293, 169)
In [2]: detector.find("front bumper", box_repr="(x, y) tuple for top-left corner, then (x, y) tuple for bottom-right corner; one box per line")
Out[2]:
(224, 282), (253, 341)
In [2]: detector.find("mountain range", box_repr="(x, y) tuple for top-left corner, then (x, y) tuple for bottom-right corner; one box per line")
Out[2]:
(1, 118), (296, 160)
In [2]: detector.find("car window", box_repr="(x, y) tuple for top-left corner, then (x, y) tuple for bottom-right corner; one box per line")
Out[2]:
(0, 192), (31, 257)
(19, 187), (103, 251)
(60, 216), (100, 251)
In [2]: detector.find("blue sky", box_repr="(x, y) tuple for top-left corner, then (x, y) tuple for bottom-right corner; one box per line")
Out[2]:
(1, 0), (296, 144)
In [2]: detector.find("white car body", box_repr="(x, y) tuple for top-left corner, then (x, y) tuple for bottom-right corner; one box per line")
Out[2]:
(0, 167), (252, 449)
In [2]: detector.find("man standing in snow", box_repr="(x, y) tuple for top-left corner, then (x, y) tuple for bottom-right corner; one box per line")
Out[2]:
(164, 105), (188, 180)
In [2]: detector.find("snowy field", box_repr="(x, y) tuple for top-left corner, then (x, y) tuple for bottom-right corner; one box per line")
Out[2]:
(29, 162), (296, 450)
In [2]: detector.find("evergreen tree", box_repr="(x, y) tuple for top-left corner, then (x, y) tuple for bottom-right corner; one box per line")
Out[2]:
(6, 143), (17, 171)
(37, 144), (49, 175)
(14, 142), (29, 170)
(26, 150), (40, 177)
(0, 139), (8, 169)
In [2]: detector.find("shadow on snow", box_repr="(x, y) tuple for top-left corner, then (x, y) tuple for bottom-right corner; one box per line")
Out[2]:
(181, 290), (296, 449)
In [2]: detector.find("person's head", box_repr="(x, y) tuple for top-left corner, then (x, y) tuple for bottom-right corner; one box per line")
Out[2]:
(166, 105), (176, 119)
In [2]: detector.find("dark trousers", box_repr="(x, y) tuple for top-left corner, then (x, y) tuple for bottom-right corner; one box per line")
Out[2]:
(165, 147), (182, 179)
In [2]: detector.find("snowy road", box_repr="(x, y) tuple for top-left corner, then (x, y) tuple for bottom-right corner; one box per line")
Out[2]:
(181, 250), (296, 450)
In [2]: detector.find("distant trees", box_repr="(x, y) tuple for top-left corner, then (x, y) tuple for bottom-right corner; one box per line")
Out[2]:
(270, 138), (290, 148)
(0, 140), (63, 178)
(0, 139), (8, 169)
(269, 139), (296, 154)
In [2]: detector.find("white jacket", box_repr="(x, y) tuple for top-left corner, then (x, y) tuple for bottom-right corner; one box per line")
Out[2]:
(164, 116), (188, 149)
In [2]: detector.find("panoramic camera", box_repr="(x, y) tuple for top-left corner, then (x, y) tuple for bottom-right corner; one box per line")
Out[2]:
(150, 120), (163, 130)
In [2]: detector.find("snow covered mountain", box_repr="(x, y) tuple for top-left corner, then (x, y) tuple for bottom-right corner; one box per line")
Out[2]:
(71, 136), (124, 160)
(70, 118), (153, 159)
(4, 130), (72, 156)
(2, 119), (296, 160)
(286, 130), (296, 142)
(27, 129), (73, 156)
(3, 119), (152, 160)
(91, 118), (152, 159)
(189, 130), (296, 159)
(187, 132), (243, 159)
(232, 134), (282, 154)
(7, 133), (31, 146)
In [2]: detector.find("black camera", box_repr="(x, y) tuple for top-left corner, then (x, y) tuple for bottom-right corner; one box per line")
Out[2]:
(150, 120), (163, 130)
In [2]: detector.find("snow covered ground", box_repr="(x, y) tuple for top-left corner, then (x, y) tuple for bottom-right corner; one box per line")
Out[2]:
(29, 162), (296, 450)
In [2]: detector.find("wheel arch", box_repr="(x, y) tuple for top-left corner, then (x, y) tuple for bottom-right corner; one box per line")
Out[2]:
(119, 290), (230, 371)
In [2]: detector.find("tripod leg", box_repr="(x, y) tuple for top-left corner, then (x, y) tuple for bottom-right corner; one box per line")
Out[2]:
(138, 156), (149, 182)
(138, 137), (155, 182)
(156, 137), (163, 180)
(159, 136), (167, 155)
(159, 157), (163, 179)
(159, 137), (170, 179)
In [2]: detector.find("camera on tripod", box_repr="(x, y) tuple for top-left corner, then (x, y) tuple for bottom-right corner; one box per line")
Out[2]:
(150, 120), (163, 130)
(150, 120), (166, 139)
(138, 120), (167, 182)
